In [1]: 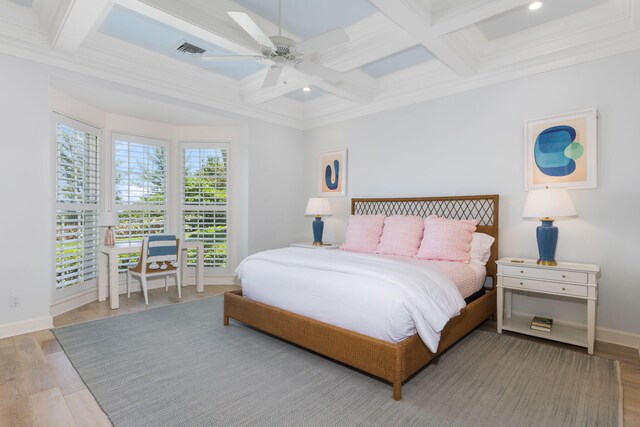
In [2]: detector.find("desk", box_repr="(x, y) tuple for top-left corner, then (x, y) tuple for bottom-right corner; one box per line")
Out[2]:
(98, 241), (205, 309)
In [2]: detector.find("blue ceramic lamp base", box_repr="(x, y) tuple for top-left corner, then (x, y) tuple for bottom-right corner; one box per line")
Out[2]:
(536, 219), (558, 266)
(312, 216), (324, 246)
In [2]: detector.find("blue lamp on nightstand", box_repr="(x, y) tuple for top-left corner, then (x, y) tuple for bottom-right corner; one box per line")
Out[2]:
(305, 198), (332, 246)
(523, 187), (577, 266)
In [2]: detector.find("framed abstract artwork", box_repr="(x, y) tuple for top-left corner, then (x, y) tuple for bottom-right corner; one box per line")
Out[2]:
(320, 149), (347, 197)
(524, 108), (597, 190)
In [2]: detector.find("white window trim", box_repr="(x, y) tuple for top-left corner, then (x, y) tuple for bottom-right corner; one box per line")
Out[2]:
(180, 141), (231, 274)
(112, 132), (171, 272)
(53, 113), (102, 301)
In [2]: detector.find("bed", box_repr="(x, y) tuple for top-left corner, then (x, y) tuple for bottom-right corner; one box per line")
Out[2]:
(224, 195), (499, 400)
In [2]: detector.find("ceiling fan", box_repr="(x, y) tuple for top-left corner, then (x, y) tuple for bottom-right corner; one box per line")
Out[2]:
(199, 0), (350, 89)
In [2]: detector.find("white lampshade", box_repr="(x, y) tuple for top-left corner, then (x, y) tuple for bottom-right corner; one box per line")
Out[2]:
(305, 198), (332, 216)
(523, 188), (577, 219)
(98, 211), (120, 227)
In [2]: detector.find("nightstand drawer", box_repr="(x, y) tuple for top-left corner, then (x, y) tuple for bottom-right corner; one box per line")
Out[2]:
(502, 276), (588, 297)
(502, 265), (587, 284)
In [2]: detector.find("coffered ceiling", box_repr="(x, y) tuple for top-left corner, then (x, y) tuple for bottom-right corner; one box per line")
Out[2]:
(0, 0), (638, 129)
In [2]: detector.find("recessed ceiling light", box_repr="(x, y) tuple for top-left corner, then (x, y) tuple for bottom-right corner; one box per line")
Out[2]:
(528, 1), (543, 10)
(302, 87), (311, 92)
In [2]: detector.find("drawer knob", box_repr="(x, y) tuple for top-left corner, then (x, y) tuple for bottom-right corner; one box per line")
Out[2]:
(562, 274), (566, 278)
(520, 270), (524, 274)
(562, 287), (566, 291)
(520, 282), (523, 285)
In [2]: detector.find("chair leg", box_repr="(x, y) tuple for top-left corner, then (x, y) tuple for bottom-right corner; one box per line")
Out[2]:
(176, 272), (182, 299)
(127, 272), (131, 299)
(141, 275), (149, 306)
(165, 276), (169, 292)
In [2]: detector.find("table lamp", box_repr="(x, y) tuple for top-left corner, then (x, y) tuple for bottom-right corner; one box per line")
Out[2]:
(305, 198), (332, 246)
(98, 211), (119, 246)
(523, 187), (577, 266)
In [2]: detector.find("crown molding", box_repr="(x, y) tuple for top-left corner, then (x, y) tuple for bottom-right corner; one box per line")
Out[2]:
(0, 18), (306, 129)
(302, 29), (640, 129)
(0, 0), (638, 132)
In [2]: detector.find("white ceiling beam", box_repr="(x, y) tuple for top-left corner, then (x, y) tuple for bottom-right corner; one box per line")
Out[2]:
(111, 0), (382, 105)
(311, 70), (376, 104)
(51, 0), (111, 53)
(112, 0), (259, 55)
(430, 0), (531, 36)
(242, 68), (376, 105)
(369, 0), (477, 76)
(311, 12), (416, 72)
(242, 67), (308, 105)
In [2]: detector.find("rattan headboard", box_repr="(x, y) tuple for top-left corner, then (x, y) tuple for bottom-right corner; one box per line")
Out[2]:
(351, 195), (499, 284)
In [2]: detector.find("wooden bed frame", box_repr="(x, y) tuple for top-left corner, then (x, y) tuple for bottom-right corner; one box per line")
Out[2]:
(224, 195), (499, 400)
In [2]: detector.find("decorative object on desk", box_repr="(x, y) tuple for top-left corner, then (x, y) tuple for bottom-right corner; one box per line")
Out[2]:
(524, 108), (597, 190)
(305, 198), (332, 246)
(523, 187), (577, 266)
(98, 211), (119, 246)
(320, 149), (347, 196)
(531, 316), (553, 332)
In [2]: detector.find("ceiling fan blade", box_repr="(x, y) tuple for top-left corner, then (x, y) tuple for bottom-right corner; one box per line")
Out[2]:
(262, 65), (283, 88)
(228, 11), (275, 49)
(295, 28), (350, 55)
(295, 61), (343, 84)
(199, 55), (263, 62)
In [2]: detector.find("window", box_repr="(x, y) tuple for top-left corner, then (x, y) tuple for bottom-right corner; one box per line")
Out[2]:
(181, 143), (229, 272)
(113, 133), (168, 272)
(55, 114), (100, 297)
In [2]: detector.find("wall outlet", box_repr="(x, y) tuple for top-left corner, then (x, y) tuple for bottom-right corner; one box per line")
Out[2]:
(10, 294), (20, 308)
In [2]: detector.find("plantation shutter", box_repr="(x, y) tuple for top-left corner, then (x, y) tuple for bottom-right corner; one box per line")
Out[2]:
(55, 115), (100, 295)
(113, 134), (168, 272)
(181, 143), (229, 271)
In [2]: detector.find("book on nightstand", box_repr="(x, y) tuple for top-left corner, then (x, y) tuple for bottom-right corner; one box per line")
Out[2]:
(530, 316), (553, 332)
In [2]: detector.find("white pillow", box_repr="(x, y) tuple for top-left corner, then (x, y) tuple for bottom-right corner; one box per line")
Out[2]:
(470, 232), (495, 266)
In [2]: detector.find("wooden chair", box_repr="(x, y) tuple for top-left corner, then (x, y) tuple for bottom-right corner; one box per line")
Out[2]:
(128, 235), (181, 305)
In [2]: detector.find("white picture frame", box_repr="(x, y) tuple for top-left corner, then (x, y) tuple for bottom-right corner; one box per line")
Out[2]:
(524, 108), (597, 190)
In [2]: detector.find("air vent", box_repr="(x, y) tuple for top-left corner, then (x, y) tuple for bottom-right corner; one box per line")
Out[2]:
(176, 42), (206, 55)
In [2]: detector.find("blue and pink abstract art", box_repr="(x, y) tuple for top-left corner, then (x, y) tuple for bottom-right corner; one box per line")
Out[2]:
(534, 125), (584, 177)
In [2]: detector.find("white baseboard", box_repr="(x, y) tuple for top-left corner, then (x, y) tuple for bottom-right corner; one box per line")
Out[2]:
(118, 274), (236, 293)
(0, 316), (53, 339)
(47, 276), (237, 319)
(596, 326), (640, 350)
(51, 288), (99, 317)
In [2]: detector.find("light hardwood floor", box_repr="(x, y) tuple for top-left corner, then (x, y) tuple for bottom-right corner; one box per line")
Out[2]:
(1, 288), (638, 426)
(0, 285), (239, 427)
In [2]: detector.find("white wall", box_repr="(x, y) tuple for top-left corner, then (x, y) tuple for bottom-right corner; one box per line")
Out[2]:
(246, 120), (307, 254)
(302, 50), (640, 341)
(0, 54), (305, 336)
(0, 56), (53, 333)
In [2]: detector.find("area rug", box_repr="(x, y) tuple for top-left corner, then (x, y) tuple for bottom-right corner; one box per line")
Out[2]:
(53, 296), (622, 427)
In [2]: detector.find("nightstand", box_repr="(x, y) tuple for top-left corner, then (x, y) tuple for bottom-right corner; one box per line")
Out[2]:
(290, 242), (339, 249)
(496, 258), (600, 354)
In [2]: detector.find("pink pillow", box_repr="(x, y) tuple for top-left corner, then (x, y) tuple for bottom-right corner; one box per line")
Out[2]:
(416, 216), (478, 263)
(376, 216), (425, 257)
(340, 215), (386, 253)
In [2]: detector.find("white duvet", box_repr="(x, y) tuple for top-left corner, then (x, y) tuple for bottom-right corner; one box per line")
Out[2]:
(235, 248), (466, 352)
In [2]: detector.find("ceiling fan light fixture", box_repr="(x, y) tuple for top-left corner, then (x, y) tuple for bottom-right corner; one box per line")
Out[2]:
(528, 1), (543, 10)
(303, 87), (311, 92)
(221, 2), (349, 90)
